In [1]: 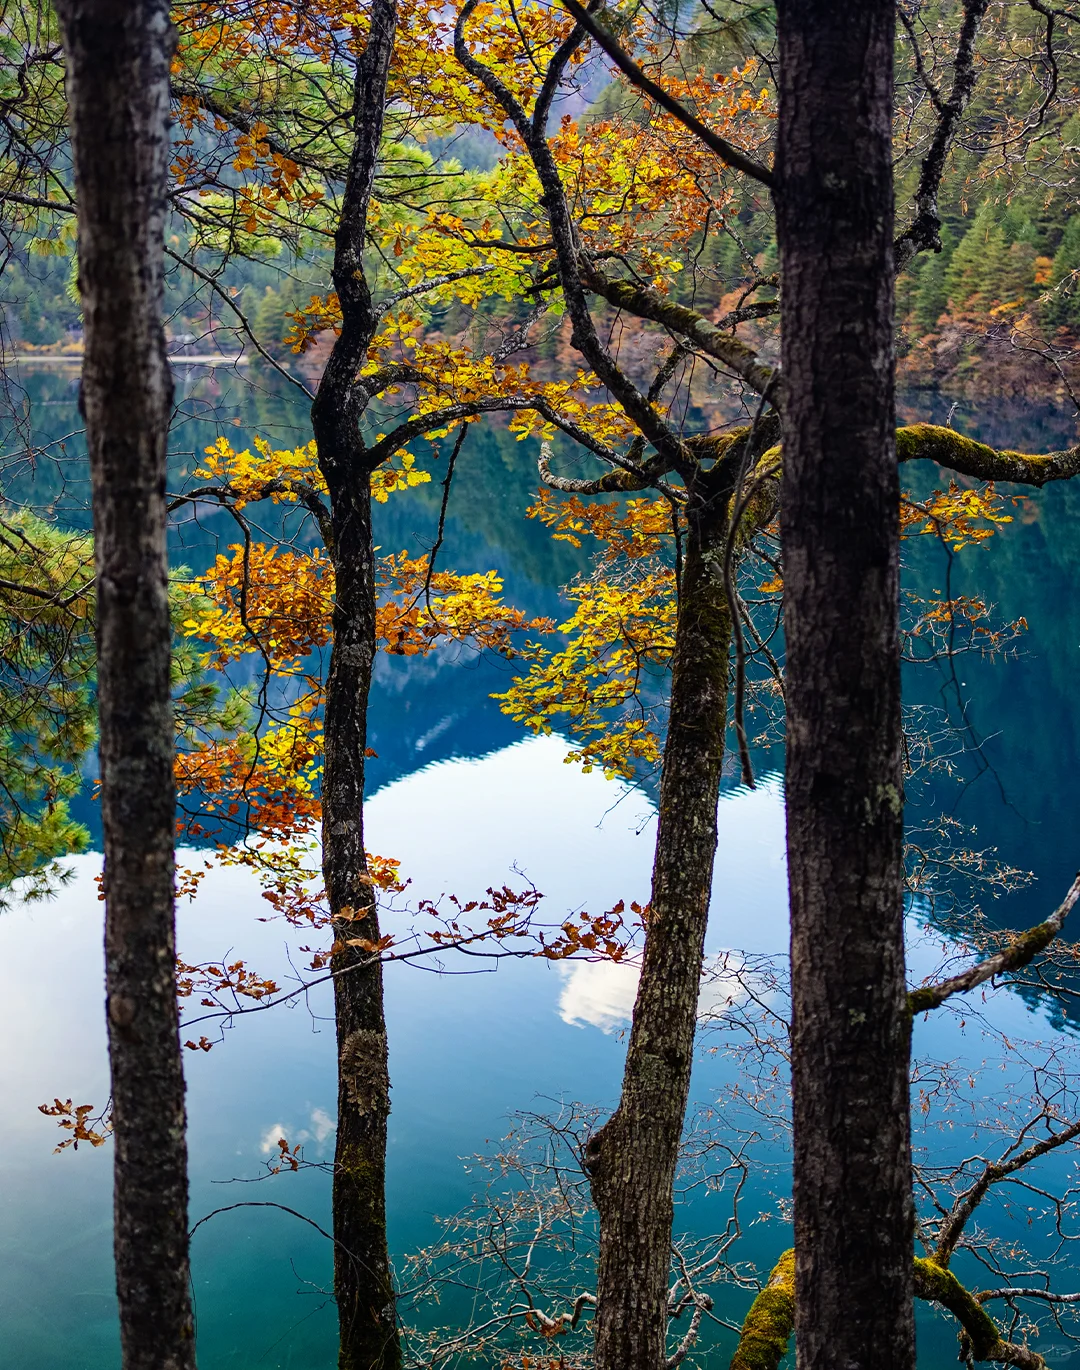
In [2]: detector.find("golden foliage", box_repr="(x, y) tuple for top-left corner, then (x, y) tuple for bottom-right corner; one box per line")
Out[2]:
(901, 481), (1013, 551)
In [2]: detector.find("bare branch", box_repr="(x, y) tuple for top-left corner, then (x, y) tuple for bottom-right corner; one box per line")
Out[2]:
(934, 1111), (1080, 1265)
(665, 1292), (712, 1368)
(980, 1289), (1080, 1306)
(164, 247), (315, 400)
(895, 0), (992, 271)
(374, 265), (496, 320)
(169, 479), (333, 551)
(909, 873), (1080, 1015)
(537, 438), (651, 493)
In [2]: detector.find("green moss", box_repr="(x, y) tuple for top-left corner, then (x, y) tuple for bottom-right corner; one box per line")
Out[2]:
(913, 1257), (1000, 1360)
(910, 912), (1063, 1016)
(688, 426), (751, 464)
(894, 422), (991, 467)
(896, 422), (1072, 486)
(908, 984), (937, 1015)
(730, 1249), (795, 1370)
(729, 1252), (1036, 1370)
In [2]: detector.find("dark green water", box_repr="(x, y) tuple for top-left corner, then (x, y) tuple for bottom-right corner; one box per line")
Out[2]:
(2, 365), (1079, 1368)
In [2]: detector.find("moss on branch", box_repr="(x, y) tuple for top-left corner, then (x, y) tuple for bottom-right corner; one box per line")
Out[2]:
(914, 1258), (1002, 1359)
(581, 263), (780, 402)
(729, 1249), (795, 1370)
(897, 422), (1080, 487)
(726, 1251), (1049, 1369)
(909, 874), (1079, 1015)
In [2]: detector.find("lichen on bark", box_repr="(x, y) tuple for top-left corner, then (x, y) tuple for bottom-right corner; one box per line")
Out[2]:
(339, 1027), (390, 1119)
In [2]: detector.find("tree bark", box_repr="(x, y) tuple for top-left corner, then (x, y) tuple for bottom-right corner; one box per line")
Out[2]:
(318, 471), (400, 1370)
(774, 6), (913, 1370)
(52, 1), (194, 1367)
(309, 1), (401, 1365)
(585, 485), (732, 1370)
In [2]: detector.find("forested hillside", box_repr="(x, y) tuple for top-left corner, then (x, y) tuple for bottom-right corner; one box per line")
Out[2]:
(7, 7), (1080, 405)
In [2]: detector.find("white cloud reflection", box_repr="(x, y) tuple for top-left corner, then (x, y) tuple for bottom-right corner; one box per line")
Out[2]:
(558, 960), (639, 1033)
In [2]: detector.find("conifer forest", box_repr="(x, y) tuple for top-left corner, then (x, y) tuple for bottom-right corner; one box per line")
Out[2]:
(7, 3), (1080, 1368)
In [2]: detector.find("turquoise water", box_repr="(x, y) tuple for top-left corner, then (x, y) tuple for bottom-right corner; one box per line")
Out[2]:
(2, 367), (1080, 1367)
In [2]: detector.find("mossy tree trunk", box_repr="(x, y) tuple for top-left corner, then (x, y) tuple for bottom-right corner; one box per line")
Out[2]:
(52, 0), (195, 1365)
(775, 4), (913, 1369)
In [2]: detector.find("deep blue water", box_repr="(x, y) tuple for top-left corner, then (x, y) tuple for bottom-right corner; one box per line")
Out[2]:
(2, 365), (1080, 1367)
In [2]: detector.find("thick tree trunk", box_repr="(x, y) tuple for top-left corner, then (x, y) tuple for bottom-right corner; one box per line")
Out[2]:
(586, 493), (731, 1370)
(53, 1), (194, 1367)
(774, 6), (913, 1370)
(310, 5), (400, 1364)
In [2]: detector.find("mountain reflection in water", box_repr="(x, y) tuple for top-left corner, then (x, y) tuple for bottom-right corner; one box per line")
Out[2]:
(2, 370), (1080, 1366)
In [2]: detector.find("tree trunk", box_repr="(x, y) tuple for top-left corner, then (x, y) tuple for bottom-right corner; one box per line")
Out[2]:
(310, 4), (400, 1364)
(586, 489), (731, 1370)
(318, 470), (400, 1370)
(53, 1), (194, 1367)
(774, 6), (913, 1370)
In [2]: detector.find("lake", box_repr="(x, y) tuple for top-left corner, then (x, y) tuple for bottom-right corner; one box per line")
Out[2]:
(2, 366), (1079, 1367)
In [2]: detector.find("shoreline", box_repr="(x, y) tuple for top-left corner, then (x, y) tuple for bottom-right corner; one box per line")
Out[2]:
(7, 352), (252, 367)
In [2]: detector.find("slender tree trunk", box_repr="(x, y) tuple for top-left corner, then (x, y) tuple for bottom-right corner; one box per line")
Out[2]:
(318, 473), (400, 1370)
(53, 1), (194, 1367)
(774, 6), (913, 1370)
(310, 3), (400, 1364)
(586, 490), (731, 1370)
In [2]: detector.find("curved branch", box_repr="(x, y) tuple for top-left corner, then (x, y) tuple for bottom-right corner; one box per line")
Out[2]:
(164, 247), (315, 400)
(557, 0), (775, 189)
(454, 0), (689, 472)
(894, 1), (992, 271)
(934, 1110), (1080, 1266)
(537, 438), (651, 493)
(354, 362), (426, 399)
(897, 423), (1080, 486)
(367, 394), (682, 497)
(374, 264), (496, 320)
(727, 1250), (1051, 1370)
(581, 261), (780, 403)
(914, 1259), (1047, 1369)
(532, 1), (593, 134)
(363, 395), (596, 469)
(169, 479), (334, 551)
(644, 421), (1080, 489)
(909, 873), (1080, 1015)
(666, 1293), (712, 1368)
(169, 82), (348, 183)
